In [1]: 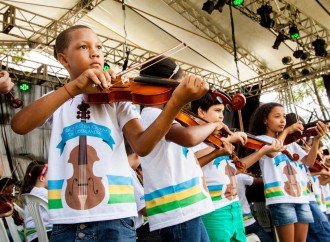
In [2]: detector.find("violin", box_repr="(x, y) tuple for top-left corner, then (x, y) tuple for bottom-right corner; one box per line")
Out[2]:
(300, 138), (329, 173)
(4, 92), (23, 108)
(0, 194), (14, 218)
(244, 133), (300, 161)
(175, 109), (246, 172)
(284, 120), (330, 145)
(84, 75), (179, 106)
(284, 121), (330, 172)
(65, 102), (105, 210)
(0, 71), (23, 108)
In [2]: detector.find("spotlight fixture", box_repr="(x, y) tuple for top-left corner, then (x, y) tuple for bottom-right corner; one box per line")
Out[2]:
(257, 4), (275, 28)
(202, 0), (215, 14)
(272, 32), (287, 49)
(282, 56), (292, 65)
(312, 38), (328, 57)
(293, 50), (310, 60)
(293, 50), (304, 59)
(282, 72), (291, 80)
(214, 0), (228, 12)
(289, 25), (300, 39)
(301, 68), (311, 76)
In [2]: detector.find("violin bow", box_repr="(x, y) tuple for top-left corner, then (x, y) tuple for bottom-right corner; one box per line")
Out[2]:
(105, 43), (188, 88)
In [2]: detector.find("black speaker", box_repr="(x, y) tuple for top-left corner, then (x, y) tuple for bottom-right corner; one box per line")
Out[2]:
(323, 74), (330, 104)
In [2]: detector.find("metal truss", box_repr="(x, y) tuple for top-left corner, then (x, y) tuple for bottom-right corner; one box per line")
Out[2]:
(0, 41), (231, 90)
(162, 0), (271, 74)
(29, 0), (105, 45)
(225, 57), (330, 96)
(0, 0), (104, 45)
(0, 1), (230, 88)
(0, 53), (69, 87)
(235, 0), (329, 54)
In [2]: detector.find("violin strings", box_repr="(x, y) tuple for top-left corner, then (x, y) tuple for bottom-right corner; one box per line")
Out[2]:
(116, 42), (187, 77)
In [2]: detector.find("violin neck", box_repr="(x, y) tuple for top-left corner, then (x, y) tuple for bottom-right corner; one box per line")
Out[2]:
(304, 119), (330, 129)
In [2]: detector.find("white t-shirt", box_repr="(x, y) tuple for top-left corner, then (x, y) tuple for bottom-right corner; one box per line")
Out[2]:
(321, 184), (330, 214)
(47, 95), (140, 224)
(258, 135), (309, 206)
(24, 187), (52, 242)
(130, 168), (145, 229)
(140, 107), (214, 231)
(192, 143), (239, 209)
(311, 175), (327, 212)
(236, 174), (256, 227)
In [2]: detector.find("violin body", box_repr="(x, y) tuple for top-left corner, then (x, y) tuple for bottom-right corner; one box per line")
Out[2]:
(84, 76), (176, 106)
(283, 161), (301, 197)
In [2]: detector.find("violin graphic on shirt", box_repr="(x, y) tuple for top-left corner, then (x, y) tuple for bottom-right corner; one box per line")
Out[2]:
(224, 161), (237, 200)
(283, 160), (301, 197)
(65, 102), (105, 210)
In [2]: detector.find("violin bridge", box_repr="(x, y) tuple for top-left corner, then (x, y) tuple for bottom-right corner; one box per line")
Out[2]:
(121, 76), (129, 84)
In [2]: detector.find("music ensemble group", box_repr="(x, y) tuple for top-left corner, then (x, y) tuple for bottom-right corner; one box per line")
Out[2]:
(0, 24), (330, 242)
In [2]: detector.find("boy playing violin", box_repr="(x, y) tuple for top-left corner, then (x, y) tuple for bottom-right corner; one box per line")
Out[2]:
(138, 56), (230, 242)
(11, 25), (209, 241)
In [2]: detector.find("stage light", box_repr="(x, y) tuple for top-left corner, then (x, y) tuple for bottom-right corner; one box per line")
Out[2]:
(257, 4), (274, 28)
(301, 68), (310, 76)
(272, 33), (287, 49)
(214, 0), (227, 12)
(19, 82), (31, 92)
(293, 50), (303, 59)
(289, 25), (300, 39)
(231, 0), (244, 6)
(103, 62), (110, 71)
(293, 50), (310, 60)
(282, 72), (291, 80)
(282, 56), (293, 65)
(312, 38), (328, 57)
(202, 0), (215, 14)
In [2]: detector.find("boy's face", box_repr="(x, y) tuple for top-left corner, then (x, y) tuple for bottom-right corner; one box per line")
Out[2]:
(59, 28), (104, 79)
(199, 104), (224, 123)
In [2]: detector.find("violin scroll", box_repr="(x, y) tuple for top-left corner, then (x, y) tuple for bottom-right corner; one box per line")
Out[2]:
(231, 93), (246, 111)
(210, 90), (246, 111)
(4, 92), (23, 108)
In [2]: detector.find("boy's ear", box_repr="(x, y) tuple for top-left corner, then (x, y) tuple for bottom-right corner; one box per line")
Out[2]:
(39, 175), (45, 182)
(197, 107), (205, 118)
(57, 53), (69, 67)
